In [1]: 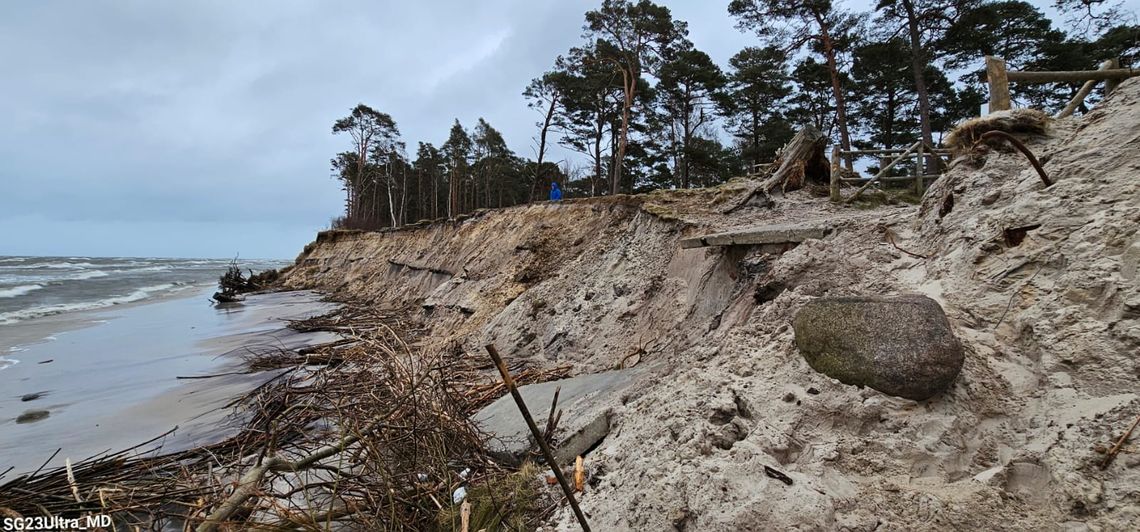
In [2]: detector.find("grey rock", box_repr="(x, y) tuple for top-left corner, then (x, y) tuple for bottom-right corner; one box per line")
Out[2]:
(792, 295), (964, 401)
(16, 409), (50, 424)
(473, 370), (636, 466)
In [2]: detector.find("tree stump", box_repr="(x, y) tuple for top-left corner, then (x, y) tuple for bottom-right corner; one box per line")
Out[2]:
(724, 125), (829, 213)
(763, 124), (829, 193)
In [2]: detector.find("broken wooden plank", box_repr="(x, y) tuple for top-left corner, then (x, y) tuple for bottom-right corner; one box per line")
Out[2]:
(679, 223), (831, 249)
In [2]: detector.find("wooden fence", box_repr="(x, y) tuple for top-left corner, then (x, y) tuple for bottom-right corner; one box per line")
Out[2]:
(828, 142), (951, 202)
(985, 56), (1139, 117)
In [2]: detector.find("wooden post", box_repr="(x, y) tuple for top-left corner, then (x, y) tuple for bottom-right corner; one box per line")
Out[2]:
(829, 145), (841, 202)
(484, 344), (591, 532)
(1057, 59), (1116, 119)
(986, 56), (1011, 113)
(1104, 58), (1122, 96)
(914, 143), (925, 196)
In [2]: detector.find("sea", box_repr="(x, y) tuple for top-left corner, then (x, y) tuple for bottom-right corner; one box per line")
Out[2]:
(0, 255), (341, 476)
(0, 256), (287, 371)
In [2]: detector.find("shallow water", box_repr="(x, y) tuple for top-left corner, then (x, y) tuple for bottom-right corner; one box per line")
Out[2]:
(0, 288), (337, 477)
(0, 256), (286, 331)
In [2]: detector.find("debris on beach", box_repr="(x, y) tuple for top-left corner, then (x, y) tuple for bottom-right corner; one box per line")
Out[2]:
(4, 79), (1140, 532)
(211, 258), (279, 303)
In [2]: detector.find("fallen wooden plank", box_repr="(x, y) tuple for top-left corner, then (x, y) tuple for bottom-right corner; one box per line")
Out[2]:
(680, 223), (831, 249)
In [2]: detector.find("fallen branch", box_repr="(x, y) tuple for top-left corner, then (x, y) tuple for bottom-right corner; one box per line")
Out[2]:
(884, 229), (930, 259)
(1100, 412), (1140, 470)
(485, 344), (591, 532)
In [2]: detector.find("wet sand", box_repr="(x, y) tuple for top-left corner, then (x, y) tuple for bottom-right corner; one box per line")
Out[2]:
(0, 288), (337, 477)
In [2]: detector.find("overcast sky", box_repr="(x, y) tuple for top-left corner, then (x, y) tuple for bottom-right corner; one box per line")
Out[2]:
(0, 0), (1129, 258)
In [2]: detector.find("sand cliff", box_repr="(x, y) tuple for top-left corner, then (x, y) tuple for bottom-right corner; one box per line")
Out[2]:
(283, 79), (1140, 530)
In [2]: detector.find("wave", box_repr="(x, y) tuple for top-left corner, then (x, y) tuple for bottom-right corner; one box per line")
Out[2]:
(0, 283), (193, 325)
(0, 261), (100, 270)
(0, 270), (110, 284)
(0, 284), (44, 298)
(115, 265), (173, 273)
(0, 355), (18, 372)
(0, 257), (28, 263)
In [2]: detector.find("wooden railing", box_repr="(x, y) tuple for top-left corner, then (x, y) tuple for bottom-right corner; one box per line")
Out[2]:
(829, 142), (951, 202)
(985, 56), (1138, 117)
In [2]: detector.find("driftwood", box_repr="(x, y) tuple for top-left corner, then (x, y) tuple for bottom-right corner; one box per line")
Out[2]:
(0, 305), (562, 531)
(724, 125), (829, 213)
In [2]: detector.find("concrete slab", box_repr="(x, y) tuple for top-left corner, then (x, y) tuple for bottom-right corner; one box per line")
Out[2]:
(680, 222), (832, 249)
(473, 370), (637, 466)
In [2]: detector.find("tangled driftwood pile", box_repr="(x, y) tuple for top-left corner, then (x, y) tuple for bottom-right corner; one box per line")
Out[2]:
(0, 304), (570, 530)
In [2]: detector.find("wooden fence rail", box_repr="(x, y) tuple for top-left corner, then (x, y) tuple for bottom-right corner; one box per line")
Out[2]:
(829, 142), (950, 202)
(985, 56), (1138, 115)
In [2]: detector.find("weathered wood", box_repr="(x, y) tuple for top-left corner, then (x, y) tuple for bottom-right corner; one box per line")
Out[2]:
(1104, 58), (1123, 95)
(986, 56), (1011, 113)
(915, 143), (925, 195)
(1057, 59), (1116, 119)
(761, 125), (828, 193)
(830, 145), (841, 202)
(1008, 67), (1137, 83)
(680, 223), (831, 249)
(845, 141), (921, 203)
(723, 125), (828, 213)
(842, 148), (951, 155)
(840, 174), (942, 184)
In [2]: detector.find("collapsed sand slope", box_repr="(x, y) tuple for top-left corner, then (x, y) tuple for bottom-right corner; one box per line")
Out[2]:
(544, 83), (1140, 531)
(284, 79), (1139, 531)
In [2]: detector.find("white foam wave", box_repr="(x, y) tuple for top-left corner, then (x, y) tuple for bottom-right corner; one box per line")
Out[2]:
(72, 270), (110, 280)
(118, 265), (173, 273)
(0, 257), (27, 263)
(0, 355), (19, 371)
(0, 270), (110, 284)
(0, 284), (44, 298)
(0, 261), (99, 270)
(0, 283), (187, 325)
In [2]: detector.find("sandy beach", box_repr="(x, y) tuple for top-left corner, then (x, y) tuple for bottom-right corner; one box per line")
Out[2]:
(0, 288), (337, 477)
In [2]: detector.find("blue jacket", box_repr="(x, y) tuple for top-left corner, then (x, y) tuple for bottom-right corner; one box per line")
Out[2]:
(549, 182), (563, 201)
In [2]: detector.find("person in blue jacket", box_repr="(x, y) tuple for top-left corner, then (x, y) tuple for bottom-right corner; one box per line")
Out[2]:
(549, 181), (563, 201)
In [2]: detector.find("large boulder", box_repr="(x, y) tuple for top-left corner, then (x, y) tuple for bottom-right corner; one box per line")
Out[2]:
(792, 295), (964, 401)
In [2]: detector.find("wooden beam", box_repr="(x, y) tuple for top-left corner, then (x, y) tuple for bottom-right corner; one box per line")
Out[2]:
(839, 175), (943, 184)
(1104, 58), (1123, 95)
(914, 143), (925, 196)
(1007, 67), (1138, 83)
(1057, 59), (1116, 119)
(830, 145), (841, 202)
(986, 56), (1011, 113)
(680, 223), (831, 249)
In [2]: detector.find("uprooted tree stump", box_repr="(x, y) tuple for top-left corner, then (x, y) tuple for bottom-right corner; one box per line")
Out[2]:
(212, 259), (279, 303)
(725, 125), (830, 212)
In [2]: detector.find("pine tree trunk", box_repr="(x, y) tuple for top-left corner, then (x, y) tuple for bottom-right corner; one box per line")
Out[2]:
(901, 0), (935, 165)
(817, 15), (853, 172)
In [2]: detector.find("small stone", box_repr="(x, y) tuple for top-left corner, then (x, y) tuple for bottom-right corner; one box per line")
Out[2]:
(806, 387), (820, 395)
(20, 392), (43, 402)
(782, 392), (796, 402)
(16, 409), (49, 424)
(793, 295), (964, 401)
(981, 190), (1002, 205)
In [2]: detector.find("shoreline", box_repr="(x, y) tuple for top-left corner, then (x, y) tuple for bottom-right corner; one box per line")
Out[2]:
(0, 282), (216, 365)
(0, 288), (337, 476)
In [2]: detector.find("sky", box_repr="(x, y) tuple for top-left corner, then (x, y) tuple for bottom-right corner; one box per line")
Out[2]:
(0, 0), (1131, 259)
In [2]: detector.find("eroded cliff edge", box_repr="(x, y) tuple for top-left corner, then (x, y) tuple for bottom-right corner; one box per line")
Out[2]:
(282, 80), (1140, 530)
